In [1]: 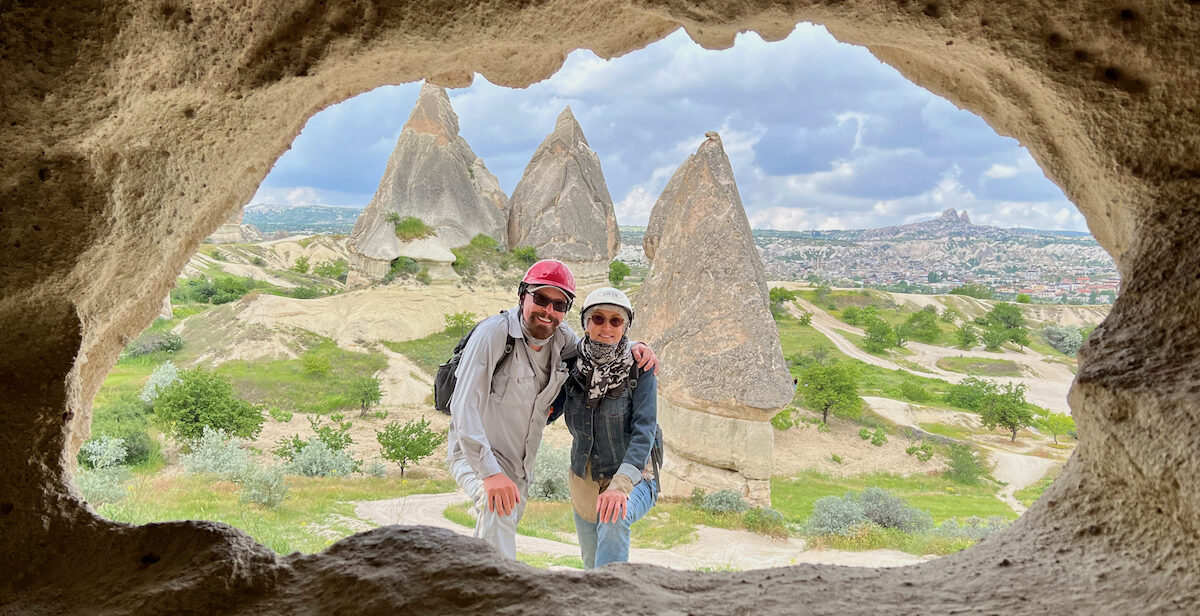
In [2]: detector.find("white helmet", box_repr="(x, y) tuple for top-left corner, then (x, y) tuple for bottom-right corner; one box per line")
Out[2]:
(580, 287), (634, 327)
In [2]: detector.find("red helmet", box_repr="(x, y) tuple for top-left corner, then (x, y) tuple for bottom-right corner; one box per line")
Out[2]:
(521, 259), (576, 300)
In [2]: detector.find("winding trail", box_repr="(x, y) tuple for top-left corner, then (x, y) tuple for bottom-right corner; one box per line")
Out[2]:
(354, 492), (935, 570)
(791, 299), (1073, 414)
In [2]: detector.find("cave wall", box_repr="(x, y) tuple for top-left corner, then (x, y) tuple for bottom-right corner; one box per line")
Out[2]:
(2, 1), (1198, 613)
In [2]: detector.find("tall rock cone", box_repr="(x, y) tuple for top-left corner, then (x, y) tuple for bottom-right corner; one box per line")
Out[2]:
(636, 131), (794, 506)
(507, 107), (619, 286)
(347, 83), (508, 282)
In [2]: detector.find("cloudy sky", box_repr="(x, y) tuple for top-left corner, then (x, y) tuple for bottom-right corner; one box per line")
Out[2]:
(253, 24), (1087, 232)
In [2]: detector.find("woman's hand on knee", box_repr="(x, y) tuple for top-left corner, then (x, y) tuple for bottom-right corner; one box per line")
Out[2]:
(597, 490), (628, 523)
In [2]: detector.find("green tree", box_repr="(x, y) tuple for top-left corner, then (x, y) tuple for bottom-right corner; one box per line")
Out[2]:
(313, 258), (350, 282)
(981, 325), (1010, 351)
(945, 377), (997, 411)
(154, 368), (264, 441)
(769, 286), (798, 317)
(511, 246), (538, 267)
(950, 284), (995, 299)
(608, 261), (631, 286)
(941, 307), (959, 323)
(955, 324), (978, 349)
(1008, 327), (1031, 350)
(902, 309), (941, 343)
(376, 418), (447, 477)
(291, 255), (310, 274)
(986, 302), (1026, 330)
(842, 306), (861, 325)
(799, 361), (861, 424)
(1038, 412), (1076, 444)
(863, 318), (894, 353)
(444, 311), (478, 336)
(354, 377), (384, 418)
(1015, 293), (1032, 304)
(927, 271), (940, 283)
(815, 284), (832, 303)
(980, 382), (1034, 442)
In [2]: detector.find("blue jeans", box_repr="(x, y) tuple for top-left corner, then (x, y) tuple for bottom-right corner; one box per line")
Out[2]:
(574, 479), (657, 568)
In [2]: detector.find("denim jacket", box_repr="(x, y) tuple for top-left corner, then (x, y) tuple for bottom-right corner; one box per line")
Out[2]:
(550, 358), (657, 485)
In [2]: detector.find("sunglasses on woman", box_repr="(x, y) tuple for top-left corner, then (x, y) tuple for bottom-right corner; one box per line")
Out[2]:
(589, 314), (625, 328)
(529, 291), (571, 313)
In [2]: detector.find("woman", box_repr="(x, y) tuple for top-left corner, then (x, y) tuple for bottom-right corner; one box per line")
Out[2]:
(550, 286), (659, 568)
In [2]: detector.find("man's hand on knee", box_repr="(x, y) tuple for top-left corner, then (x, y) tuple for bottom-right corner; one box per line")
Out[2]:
(482, 472), (520, 516)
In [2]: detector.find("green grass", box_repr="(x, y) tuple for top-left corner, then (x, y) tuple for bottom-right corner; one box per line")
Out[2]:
(807, 524), (975, 555)
(98, 473), (456, 554)
(383, 327), (463, 376)
(771, 471), (1016, 525)
(1014, 467), (1061, 507)
(935, 357), (1025, 377)
(918, 422), (975, 441)
(214, 339), (388, 415)
(516, 553), (584, 569)
(444, 497), (789, 550)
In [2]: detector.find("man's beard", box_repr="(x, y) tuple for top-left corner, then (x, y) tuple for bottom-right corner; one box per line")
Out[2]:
(523, 308), (559, 340)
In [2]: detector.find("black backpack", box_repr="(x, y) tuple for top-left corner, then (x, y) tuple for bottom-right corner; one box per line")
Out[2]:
(433, 312), (517, 415)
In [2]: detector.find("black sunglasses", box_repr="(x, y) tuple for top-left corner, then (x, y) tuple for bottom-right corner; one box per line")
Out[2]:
(528, 291), (571, 313)
(588, 313), (625, 328)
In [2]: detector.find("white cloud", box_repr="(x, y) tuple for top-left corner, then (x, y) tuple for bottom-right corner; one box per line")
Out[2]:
(251, 186), (373, 208)
(614, 187), (658, 225)
(983, 163), (1019, 179)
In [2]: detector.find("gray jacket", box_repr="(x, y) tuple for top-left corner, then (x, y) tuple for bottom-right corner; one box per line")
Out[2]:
(445, 308), (578, 485)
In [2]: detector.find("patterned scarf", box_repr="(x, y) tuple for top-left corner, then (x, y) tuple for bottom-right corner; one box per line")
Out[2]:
(578, 334), (634, 409)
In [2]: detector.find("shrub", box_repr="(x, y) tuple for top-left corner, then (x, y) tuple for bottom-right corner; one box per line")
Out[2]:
(252, 256), (267, 266)
(238, 464), (290, 507)
(376, 417), (447, 478)
(383, 257), (422, 283)
(700, 489), (749, 514)
(268, 406), (293, 423)
(528, 441), (570, 501)
(154, 368), (265, 441)
(771, 407), (797, 431)
(933, 516), (1010, 542)
(287, 438), (359, 477)
(124, 331), (184, 357)
(1041, 325), (1084, 356)
(313, 258), (349, 282)
(510, 246), (538, 267)
(608, 261), (631, 286)
(859, 428), (872, 440)
(391, 216), (436, 241)
(140, 360), (180, 405)
(76, 467), (129, 505)
(291, 255), (310, 273)
(797, 311), (813, 326)
(870, 428), (888, 447)
(743, 507), (787, 537)
(899, 380), (931, 403)
(830, 453), (843, 464)
(806, 494), (866, 536)
(842, 306), (861, 325)
(906, 443), (934, 462)
(365, 459), (388, 478)
(301, 352), (332, 376)
(179, 427), (253, 480)
(857, 487), (933, 533)
(415, 267), (432, 285)
(90, 392), (156, 466)
(944, 443), (988, 485)
(689, 487), (706, 508)
(80, 435), (127, 469)
(444, 311), (478, 336)
(291, 286), (322, 299)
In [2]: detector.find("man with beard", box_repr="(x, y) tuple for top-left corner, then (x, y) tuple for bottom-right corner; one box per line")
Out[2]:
(446, 259), (658, 558)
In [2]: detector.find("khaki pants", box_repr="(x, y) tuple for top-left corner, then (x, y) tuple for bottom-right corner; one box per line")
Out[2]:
(448, 455), (527, 559)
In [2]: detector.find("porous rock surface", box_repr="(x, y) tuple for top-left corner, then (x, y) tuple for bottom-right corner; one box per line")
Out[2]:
(637, 132), (794, 505)
(347, 83), (508, 262)
(507, 106), (620, 277)
(2, 1), (1200, 614)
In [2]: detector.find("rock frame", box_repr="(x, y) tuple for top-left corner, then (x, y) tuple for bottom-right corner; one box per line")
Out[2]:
(1, 1), (1197, 613)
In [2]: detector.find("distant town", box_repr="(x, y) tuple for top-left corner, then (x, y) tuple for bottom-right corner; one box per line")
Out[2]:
(240, 204), (1120, 305)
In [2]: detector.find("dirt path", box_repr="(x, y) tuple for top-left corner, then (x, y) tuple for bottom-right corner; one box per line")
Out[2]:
(354, 492), (934, 570)
(862, 397), (1056, 515)
(791, 299), (1072, 414)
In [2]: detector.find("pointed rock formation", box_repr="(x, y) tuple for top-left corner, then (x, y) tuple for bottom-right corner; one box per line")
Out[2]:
(960, 210), (972, 224)
(507, 107), (619, 284)
(207, 209), (261, 244)
(347, 83), (508, 281)
(636, 132), (794, 506)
